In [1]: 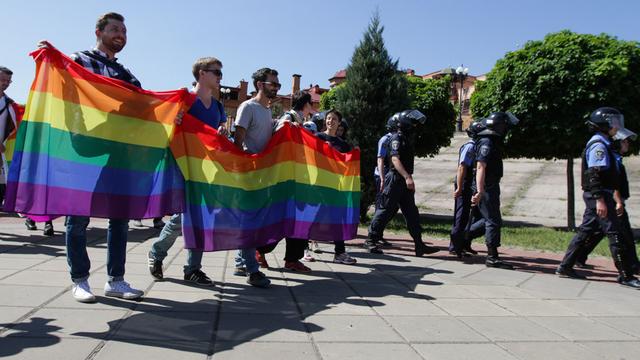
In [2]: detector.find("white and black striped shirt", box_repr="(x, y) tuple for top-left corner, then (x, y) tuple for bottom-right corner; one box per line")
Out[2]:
(70, 48), (141, 88)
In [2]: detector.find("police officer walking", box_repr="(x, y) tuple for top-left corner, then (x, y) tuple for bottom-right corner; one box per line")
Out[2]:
(557, 107), (640, 288)
(449, 121), (485, 257)
(366, 110), (440, 257)
(467, 112), (519, 269)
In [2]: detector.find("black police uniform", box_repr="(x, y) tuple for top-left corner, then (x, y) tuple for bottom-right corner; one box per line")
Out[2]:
(449, 139), (476, 253)
(558, 134), (637, 281)
(574, 150), (640, 271)
(368, 131), (424, 250)
(466, 136), (504, 250)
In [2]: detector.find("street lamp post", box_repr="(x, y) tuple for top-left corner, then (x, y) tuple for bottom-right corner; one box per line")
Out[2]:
(220, 87), (231, 131)
(455, 65), (469, 132)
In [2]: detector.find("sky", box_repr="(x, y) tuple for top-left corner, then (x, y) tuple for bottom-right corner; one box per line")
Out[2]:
(2, 0), (640, 103)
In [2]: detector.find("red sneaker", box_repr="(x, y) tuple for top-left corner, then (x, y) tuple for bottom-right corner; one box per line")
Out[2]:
(256, 250), (269, 268)
(284, 261), (311, 273)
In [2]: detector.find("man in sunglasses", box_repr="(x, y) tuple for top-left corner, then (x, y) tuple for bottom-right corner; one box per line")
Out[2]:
(232, 67), (281, 288)
(147, 57), (228, 287)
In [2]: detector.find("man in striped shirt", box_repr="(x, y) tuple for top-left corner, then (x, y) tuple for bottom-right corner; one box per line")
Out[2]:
(41, 12), (144, 303)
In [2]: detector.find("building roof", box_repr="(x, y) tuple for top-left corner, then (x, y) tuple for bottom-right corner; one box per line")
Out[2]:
(329, 69), (346, 81)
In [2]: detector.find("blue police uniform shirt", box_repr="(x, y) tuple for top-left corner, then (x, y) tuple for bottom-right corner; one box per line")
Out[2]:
(585, 133), (611, 169)
(475, 136), (503, 183)
(188, 96), (227, 129)
(374, 132), (392, 176)
(458, 140), (475, 167)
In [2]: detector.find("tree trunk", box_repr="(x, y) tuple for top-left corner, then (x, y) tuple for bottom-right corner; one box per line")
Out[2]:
(566, 158), (576, 230)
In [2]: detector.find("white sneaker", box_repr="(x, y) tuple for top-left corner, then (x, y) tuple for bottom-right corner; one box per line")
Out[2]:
(72, 280), (96, 303)
(104, 280), (144, 300)
(132, 220), (144, 227)
(302, 249), (315, 262)
(334, 252), (357, 265)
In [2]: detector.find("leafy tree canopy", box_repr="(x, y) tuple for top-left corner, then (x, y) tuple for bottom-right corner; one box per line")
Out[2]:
(471, 30), (640, 159)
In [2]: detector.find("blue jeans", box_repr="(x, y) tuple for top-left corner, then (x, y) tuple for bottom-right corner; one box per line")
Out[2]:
(235, 248), (259, 274)
(65, 216), (128, 282)
(149, 213), (203, 274)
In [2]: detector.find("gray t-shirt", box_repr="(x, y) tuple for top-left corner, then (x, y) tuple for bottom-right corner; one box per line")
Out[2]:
(234, 98), (274, 154)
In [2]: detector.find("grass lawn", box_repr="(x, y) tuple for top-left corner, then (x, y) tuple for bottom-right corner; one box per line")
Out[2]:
(362, 214), (639, 258)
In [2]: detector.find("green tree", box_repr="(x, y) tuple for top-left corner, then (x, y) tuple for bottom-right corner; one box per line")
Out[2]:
(319, 84), (342, 110)
(270, 101), (284, 119)
(407, 76), (456, 156)
(471, 30), (640, 229)
(334, 12), (410, 220)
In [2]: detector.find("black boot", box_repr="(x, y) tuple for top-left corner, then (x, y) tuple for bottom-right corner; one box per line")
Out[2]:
(485, 247), (514, 270)
(415, 242), (439, 257)
(619, 276), (640, 289)
(555, 265), (586, 279)
(364, 239), (383, 254)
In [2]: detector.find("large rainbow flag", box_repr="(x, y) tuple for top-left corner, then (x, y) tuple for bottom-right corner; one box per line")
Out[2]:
(4, 46), (360, 251)
(4, 46), (187, 219)
(172, 114), (360, 251)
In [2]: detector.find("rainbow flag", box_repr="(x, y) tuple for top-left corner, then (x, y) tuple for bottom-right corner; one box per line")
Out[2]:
(4, 46), (188, 219)
(172, 115), (360, 251)
(2, 103), (24, 168)
(4, 45), (360, 251)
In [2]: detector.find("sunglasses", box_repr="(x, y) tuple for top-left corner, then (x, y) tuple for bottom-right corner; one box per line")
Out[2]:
(203, 68), (223, 77)
(262, 81), (281, 89)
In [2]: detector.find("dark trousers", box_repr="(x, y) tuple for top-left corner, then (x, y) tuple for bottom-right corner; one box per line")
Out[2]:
(560, 192), (634, 278)
(368, 172), (423, 247)
(65, 216), (128, 282)
(374, 174), (382, 210)
(576, 208), (639, 269)
(334, 241), (346, 255)
(257, 238), (307, 262)
(449, 183), (473, 251)
(467, 184), (502, 249)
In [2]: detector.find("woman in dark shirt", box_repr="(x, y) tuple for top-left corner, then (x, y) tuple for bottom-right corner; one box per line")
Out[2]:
(316, 109), (357, 265)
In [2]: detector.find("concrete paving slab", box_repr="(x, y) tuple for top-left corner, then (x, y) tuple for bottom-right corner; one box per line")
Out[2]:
(462, 268), (535, 287)
(459, 316), (565, 341)
(4, 308), (127, 339)
(219, 294), (297, 315)
(316, 342), (422, 360)
(0, 284), (65, 307)
(95, 340), (209, 360)
(213, 342), (318, 360)
(0, 306), (33, 330)
(297, 295), (376, 316)
(528, 316), (636, 341)
(461, 285), (535, 299)
(384, 316), (488, 343)
(431, 299), (516, 316)
(364, 295), (447, 316)
(412, 284), (481, 299)
(113, 310), (216, 341)
(591, 317), (640, 339)
(578, 341), (640, 360)
(305, 314), (404, 342)
(0, 337), (101, 360)
(0, 269), (73, 287)
(489, 299), (580, 316)
(498, 341), (603, 360)
(215, 313), (308, 342)
(413, 343), (518, 360)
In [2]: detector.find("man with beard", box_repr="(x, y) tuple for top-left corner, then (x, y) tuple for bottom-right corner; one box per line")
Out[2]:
(232, 67), (280, 288)
(41, 13), (144, 302)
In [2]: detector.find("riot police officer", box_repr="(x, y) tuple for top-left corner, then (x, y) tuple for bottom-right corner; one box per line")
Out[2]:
(366, 110), (440, 257)
(467, 111), (519, 269)
(449, 120), (485, 257)
(557, 107), (640, 288)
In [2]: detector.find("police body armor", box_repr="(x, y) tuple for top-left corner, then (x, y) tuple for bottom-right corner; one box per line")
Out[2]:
(580, 139), (619, 194)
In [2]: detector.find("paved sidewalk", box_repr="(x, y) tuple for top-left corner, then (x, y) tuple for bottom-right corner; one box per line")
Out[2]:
(1, 215), (639, 360)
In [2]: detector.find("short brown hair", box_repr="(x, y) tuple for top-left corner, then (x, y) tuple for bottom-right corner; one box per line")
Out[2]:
(96, 12), (125, 31)
(192, 57), (223, 80)
(0, 66), (13, 76)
